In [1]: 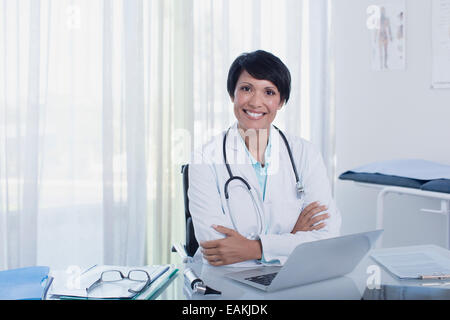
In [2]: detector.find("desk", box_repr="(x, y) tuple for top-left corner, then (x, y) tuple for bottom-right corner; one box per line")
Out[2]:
(158, 245), (450, 300)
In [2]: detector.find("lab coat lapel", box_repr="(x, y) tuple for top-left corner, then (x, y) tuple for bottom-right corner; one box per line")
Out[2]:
(264, 126), (290, 204)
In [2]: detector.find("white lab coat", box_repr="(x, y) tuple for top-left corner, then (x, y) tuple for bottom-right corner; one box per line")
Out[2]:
(188, 122), (341, 266)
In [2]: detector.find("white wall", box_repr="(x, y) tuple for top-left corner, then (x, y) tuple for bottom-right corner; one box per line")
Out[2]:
(333, 0), (450, 248)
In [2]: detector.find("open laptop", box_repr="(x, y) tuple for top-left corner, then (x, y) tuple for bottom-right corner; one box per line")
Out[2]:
(225, 230), (383, 292)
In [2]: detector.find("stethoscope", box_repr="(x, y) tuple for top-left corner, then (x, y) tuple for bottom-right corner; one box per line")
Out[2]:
(222, 125), (304, 238)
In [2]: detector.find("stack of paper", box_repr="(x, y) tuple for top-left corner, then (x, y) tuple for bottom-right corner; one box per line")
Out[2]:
(48, 264), (178, 300)
(371, 245), (450, 279)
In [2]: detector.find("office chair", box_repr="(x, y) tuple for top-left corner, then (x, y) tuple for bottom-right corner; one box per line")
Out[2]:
(181, 164), (199, 257)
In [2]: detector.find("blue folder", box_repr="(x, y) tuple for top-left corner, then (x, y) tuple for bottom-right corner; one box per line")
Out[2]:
(0, 266), (50, 300)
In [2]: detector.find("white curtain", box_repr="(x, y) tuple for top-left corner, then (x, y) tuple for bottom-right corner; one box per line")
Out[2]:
(188, 0), (334, 178)
(0, 0), (332, 270)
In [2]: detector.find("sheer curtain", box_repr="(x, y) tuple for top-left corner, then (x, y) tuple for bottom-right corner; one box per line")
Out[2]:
(0, 0), (332, 270)
(147, 0), (331, 265)
(188, 0), (334, 180)
(0, 0), (144, 269)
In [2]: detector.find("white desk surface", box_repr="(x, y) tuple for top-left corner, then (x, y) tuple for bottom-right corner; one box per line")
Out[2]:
(158, 245), (450, 300)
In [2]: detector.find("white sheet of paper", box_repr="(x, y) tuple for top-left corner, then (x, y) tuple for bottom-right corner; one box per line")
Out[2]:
(371, 247), (450, 279)
(49, 265), (169, 299)
(432, 0), (450, 88)
(351, 159), (450, 180)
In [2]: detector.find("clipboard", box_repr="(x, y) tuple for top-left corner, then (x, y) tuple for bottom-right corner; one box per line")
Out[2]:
(48, 264), (177, 300)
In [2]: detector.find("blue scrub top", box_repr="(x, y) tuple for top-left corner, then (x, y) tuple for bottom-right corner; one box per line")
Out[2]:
(238, 129), (272, 201)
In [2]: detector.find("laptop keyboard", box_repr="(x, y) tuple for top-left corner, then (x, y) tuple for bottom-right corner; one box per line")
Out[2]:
(245, 272), (278, 286)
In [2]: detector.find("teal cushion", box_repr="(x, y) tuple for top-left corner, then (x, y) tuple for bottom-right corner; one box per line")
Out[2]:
(421, 179), (450, 194)
(339, 172), (425, 189)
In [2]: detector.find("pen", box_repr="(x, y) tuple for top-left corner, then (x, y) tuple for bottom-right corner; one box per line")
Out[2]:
(421, 281), (450, 287)
(42, 276), (54, 300)
(420, 274), (450, 280)
(81, 264), (98, 275)
(151, 266), (171, 284)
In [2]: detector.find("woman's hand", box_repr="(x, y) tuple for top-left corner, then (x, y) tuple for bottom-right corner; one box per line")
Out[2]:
(200, 225), (262, 266)
(291, 201), (329, 234)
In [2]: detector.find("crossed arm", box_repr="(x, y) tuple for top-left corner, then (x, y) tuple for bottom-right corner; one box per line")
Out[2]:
(200, 201), (329, 266)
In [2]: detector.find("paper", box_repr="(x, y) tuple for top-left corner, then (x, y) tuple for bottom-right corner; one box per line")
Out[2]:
(371, 247), (450, 279)
(351, 159), (450, 180)
(367, 1), (406, 71)
(49, 265), (172, 299)
(432, 0), (450, 88)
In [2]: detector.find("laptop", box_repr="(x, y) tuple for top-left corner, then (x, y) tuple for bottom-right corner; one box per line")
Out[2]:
(225, 230), (383, 292)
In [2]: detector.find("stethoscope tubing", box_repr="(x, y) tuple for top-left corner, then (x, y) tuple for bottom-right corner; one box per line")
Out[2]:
(222, 126), (303, 237)
(223, 125), (301, 195)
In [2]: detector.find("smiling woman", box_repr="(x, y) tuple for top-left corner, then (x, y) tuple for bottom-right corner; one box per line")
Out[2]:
(228, 51), (291, 163)
(232, 70), (283, 132)
(187, 50), (341, 267)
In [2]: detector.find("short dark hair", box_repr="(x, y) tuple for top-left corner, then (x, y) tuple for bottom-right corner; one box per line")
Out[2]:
(227, 50), (291, 104)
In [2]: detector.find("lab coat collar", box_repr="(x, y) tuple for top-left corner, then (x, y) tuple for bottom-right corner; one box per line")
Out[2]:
(223, 122), (251, 167)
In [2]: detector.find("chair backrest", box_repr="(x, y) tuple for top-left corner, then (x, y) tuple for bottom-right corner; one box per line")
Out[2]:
(181, 164), (199, 257)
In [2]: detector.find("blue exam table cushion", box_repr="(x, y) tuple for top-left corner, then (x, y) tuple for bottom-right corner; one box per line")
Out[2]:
(338, 172), (425, 189)
(339, 159), (450, 194)
(421, 179), (450, 194)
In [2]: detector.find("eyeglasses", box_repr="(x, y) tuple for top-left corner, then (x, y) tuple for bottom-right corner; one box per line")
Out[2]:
(86, 269), (151, 298)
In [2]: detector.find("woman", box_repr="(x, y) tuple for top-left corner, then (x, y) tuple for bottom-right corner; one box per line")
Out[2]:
(188, 50), (341, 266)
